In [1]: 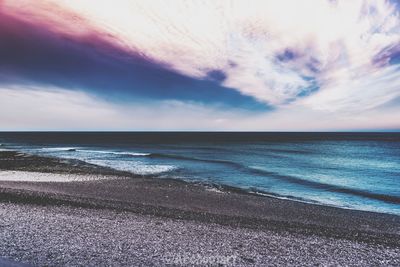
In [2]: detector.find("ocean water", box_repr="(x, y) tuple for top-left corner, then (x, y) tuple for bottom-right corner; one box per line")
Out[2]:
(0, 132), (399, 215)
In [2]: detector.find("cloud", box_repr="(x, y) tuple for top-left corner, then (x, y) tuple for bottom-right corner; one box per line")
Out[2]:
(301, 64), (400, 112)
(0, 85), (254, 130)
(0, 0), (399, 130)
(16, 0), (397, 108)
(0, 85), (398, 131)
(0, 86), (123, 130)
(0, 1), (267, 110)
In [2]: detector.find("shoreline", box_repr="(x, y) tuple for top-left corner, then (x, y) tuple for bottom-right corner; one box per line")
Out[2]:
(1, 150), (399, 216)
(0, 151), (399, 241)
(0, 150), (400, 265)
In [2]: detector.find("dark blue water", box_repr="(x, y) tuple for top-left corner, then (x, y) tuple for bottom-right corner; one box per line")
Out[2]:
(0, 132), (399, 215)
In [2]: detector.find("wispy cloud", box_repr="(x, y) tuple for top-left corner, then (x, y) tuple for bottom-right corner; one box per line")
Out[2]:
(0, 84), (398, 131)
(0, 85), (256, 130)
(23, 0), (398, 108)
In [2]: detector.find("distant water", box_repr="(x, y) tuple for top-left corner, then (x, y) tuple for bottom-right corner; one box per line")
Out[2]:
(0, 132), (399, 215)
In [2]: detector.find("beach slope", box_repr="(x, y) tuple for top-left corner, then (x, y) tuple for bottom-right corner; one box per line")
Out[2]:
(0, 151), (399, 266)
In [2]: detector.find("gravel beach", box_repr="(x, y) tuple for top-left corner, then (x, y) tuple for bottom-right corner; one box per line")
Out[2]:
(0, 151), (399, 266)
(1, 202), (399, 266)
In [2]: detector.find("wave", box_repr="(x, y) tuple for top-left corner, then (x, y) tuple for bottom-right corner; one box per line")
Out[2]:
(79, 150), (150, 157)
(40, 148), (150, 157)
(147, 153), (243, 167)
(84, 159), (177, 175)
(113, 152), (150, 156)
(144, 152), (400, 205)
(34, 149), (400, 205)
(0, 144), (10, 151)
(39, 147), (78, 152)
(247, 166), (400, 205)
(145, 152), (400, 204)
(248, 188), (322, 204)
(267, 148), (313, 155)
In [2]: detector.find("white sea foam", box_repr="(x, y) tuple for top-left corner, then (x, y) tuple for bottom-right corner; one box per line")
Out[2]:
(37, 148), (151, 157)
(109, 151), (150, 157)
(205, 187), (224, 194)
(86, 159), (177, 175)
(0, 144), (11, 151)
(75, 150), (150, 157)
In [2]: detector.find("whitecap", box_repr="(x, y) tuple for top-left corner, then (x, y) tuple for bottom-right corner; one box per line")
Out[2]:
(76, 150), (150, 157)
(86, 159), (177, 175)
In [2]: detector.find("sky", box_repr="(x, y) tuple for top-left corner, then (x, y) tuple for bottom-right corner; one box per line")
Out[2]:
(0, 0), (399, 131)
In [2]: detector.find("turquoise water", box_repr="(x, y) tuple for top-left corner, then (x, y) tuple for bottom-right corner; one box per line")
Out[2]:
(0, 132), (399, 215)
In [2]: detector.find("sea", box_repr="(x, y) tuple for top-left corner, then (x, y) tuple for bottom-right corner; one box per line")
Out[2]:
(0, 132), (399, 215)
